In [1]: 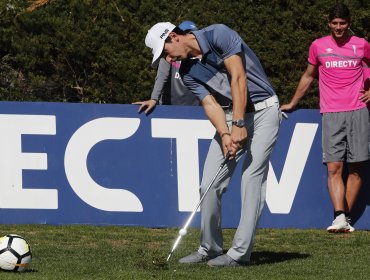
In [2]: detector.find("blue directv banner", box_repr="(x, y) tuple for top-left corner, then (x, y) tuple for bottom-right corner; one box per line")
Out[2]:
(0, 101), (369, 229)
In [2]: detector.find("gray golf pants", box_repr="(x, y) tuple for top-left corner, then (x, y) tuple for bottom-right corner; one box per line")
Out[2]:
(197, 104), (281, 262)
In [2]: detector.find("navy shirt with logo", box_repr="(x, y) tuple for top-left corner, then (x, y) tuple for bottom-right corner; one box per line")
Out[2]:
(151, 58), (199, 106)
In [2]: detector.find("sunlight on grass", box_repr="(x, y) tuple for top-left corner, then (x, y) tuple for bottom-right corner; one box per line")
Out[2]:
(0, 225), (369, 280)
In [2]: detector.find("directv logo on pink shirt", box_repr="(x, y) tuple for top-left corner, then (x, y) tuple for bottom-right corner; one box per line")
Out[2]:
(308, 35), (370, 113)
(325, 60), (358, 68)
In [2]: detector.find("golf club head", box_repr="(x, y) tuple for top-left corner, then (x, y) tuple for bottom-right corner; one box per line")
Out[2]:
(166, 235), (182, 262)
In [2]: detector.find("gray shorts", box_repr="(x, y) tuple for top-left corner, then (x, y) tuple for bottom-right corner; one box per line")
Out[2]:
(322, 107), (369, 163)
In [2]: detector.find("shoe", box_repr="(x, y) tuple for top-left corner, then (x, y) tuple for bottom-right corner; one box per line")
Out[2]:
(346, 217), (355, 233)
(327, 214), (350, 233)
(179, 251), (212, 264)
(207, 254), (248, 267)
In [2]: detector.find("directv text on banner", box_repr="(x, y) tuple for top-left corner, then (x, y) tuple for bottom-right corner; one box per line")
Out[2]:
(0, 102), (369, 229)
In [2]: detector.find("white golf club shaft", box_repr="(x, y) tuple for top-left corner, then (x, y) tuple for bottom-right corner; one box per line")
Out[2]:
(166, 152), (235, 262)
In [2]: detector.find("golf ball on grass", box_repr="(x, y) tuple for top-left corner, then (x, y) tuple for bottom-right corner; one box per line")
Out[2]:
(179, 229), (187, 236)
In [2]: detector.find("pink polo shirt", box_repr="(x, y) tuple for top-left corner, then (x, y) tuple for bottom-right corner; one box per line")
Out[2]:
(308, 35), (370, 113)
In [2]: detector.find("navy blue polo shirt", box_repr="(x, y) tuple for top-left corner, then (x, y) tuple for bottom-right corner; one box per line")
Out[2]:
(180, 24), (276, 104)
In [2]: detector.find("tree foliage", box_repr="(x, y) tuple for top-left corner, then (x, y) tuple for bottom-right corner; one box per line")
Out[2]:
(0, 0), (369, 108)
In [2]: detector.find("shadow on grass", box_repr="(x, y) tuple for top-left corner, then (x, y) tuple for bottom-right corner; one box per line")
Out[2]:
(139, 250), (310, 270)
(250, 251), (310, 266)
(0, 268), (38, 273)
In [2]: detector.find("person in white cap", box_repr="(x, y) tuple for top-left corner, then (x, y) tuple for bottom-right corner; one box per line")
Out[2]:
(145, 22), (282, 267)
(133, 21), (199, 114)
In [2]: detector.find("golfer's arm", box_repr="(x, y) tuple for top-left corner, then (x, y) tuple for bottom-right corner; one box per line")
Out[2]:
(224, 54), (247, 120)
(201, 95), (229, 136)
(289, 64), (317, 108)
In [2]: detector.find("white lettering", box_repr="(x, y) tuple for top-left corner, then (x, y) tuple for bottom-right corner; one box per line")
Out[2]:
(152, 119), (215, 211)
(153, 120), (319, 215)
(0, 114), (58, 209)
(0, 112), (322, 218)
(64, 118), (143, 212)
(266, 123), (318, 213)
(325, 60), (358, 68)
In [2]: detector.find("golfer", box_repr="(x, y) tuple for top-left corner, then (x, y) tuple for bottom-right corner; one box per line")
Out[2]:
(145, 22), (281, 266)
(281, 3), (370, 233)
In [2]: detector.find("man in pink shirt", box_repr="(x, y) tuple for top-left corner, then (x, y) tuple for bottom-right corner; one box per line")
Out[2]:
(281, 3), (370, 233)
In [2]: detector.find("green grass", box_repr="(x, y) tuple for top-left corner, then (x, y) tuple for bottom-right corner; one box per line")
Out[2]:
(0, 225), (369, 280)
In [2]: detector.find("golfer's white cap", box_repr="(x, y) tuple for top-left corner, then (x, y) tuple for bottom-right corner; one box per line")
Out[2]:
(145, 22), (176, 67)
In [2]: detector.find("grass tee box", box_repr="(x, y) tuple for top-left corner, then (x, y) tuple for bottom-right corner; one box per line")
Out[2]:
(0, 225), (369, 280)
